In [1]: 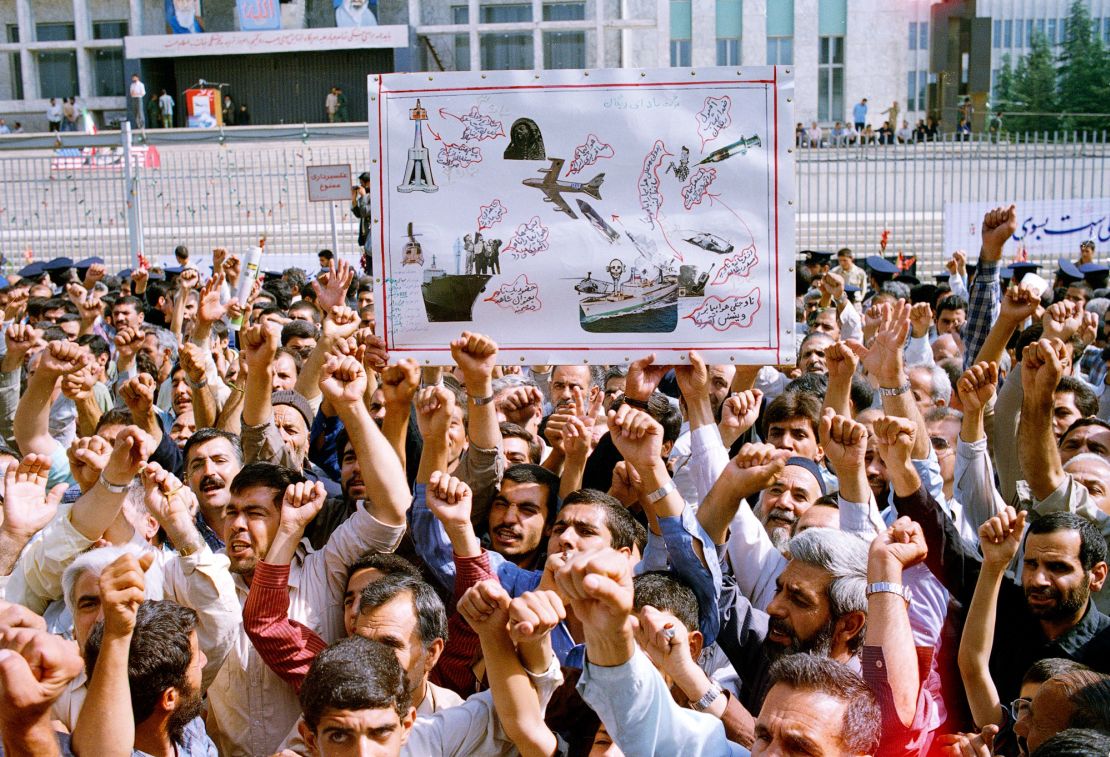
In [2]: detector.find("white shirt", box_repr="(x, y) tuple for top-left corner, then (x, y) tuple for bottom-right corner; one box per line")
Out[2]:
(46, 103), (62, 122)
(205, 506), (405, 757)
(130, 80), (146, 98)
(159, 93), (174, 114)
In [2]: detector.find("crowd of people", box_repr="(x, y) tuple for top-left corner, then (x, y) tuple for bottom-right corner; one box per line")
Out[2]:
(0, 207), (1109, 756)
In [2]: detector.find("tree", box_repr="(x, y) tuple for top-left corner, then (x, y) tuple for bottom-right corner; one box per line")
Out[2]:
(1057, 0), (1110, 132)
(1006, 31), (1060, 134)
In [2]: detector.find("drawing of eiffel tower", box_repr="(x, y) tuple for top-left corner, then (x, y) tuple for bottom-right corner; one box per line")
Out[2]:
(397, 99), (438, 193)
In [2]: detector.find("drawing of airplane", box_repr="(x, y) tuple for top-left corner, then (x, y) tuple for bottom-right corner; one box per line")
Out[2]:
(522, 157), (605, 218)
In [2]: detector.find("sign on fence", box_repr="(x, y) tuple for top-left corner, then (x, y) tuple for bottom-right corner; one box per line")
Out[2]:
(368, 67), (796, 365)
(306, 164), (353, 203)
(944, 198), (1110, 263)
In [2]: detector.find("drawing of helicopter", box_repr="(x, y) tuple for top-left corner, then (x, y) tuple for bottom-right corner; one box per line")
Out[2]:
(522, 157), (604, 218)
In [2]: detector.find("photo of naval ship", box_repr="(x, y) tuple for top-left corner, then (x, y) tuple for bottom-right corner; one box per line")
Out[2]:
(421, 254), (491, 322)
(576, 258), (678, 333)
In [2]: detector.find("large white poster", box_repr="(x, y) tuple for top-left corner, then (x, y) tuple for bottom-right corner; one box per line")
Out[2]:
(944, 199), (1110, 262)
(369, 67), (795, 365)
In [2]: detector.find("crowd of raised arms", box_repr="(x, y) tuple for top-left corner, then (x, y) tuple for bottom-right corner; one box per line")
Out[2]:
(0, 206), (1109, 757)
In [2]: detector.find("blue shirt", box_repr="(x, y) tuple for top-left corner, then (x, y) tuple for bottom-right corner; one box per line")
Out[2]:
(853, 101), (868, 123)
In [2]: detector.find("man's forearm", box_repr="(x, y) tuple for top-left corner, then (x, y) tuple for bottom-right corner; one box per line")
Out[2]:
(888, 459), (923, 498)
(294, 339), (333, 402)
(880, 388), (930, 460)
(338, 405), (410, 526)
(584, 618), (636, 667)
(242, 367), (273, 427)
(464, 375), (501, 451)
(74, 393), (103, 439)
(71, 632), (135, 757)
(13, 375), (58, 457)
(685, 394), (714, 431)
(0, 529), (31, 576)
(865, 559), (919, 727)
(1018, 401), (1064, 499)
(69, 482), (128, 541)
(380, 402), (410, 470)
(191, 382), (217, 430)
(960, 407), (986, 444)
(824, 375), (853, 418)
(974, 315), (1021, 368)
(416, 433), (449, 484)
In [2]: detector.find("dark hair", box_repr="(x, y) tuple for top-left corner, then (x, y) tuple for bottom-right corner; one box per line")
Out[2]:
(1023, 657), (1090, 686)
(1057, 376), (1099, 419)
(348, 551), (420, 582)
(784, 371), (828, 401)
(85, 600), (198, 727)
(1066, 281), (1094, 299)
(281, 319), (319, 345)
(145, 281), (168, 308)
(318, 249), (335, 261)
(183, 428), (243, 467)
(229, 462), (305, 501)
(95, 407), (134, 432)
(632, 571), (699, 632)
(1015, 323), (1045, 363)
(1032, 728), (1110, 757)
(1026, 512), (1108, 571)
(282, 267), (308, 293)
(274, 346), (304, 374)
(499, 422), (542, 464)
(174, 245), (189, 260)
(358, 573), (448, 648)
(289, 300), (321, 324)
(910, 284), (940, 307)
(113, 294), (144, 313)
(561, 489), (640, 551)
(767, 653), (881, 754)
(501, 464), (561, 527)
(1061, 418), (1110, 447)
(300, 637), (411, 730)
(936, 295), (969, 320)
(41, 325), (71, 342)
(78, 333), (110, 357)
(263, 279), (293, 311)
(761, 391), (822, 440)
(849, 374), (875, 414)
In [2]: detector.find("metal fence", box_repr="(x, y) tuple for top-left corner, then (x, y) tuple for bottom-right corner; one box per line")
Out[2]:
(0, 126), (1106, 275)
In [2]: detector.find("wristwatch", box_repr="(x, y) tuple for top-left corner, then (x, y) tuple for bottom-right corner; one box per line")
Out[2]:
(98, 472), (129, 493)
(691, 681), (723, 712)
(877, 382), (911, 398)
(469, 393), (495, 406)
(866, 581), (913, 604)
(644, 479), (676, 505)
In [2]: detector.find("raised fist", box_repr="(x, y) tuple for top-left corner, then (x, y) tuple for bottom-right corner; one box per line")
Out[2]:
(980, 205), (1018, 260)
(450, 331), (498, 385)
(956, 361), (998, 412)
(320, 353), (368, 406)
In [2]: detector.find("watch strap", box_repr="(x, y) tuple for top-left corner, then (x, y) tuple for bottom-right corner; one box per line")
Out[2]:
(99, 472), (129, 493)
(690, 681), (723, 712)
(866, 581), (912, 603)
(644, 479), (676, 505)
(878, 382), (911, 398)
(469, 393), (495, 406)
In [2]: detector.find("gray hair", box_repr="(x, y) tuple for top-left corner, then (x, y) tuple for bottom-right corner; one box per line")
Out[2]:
(491, 374), (539, 395)
(142, 324), (178, 365)
(1065, 453), (1110, 474)
(908, 364), (952, 405)
(1085, 297), (1110, 319)
(785, 528), (868, 652)
(62, 543), (148, 613)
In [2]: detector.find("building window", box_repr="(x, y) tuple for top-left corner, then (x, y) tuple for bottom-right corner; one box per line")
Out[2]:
(1026, 19), (1034, 46)
(919, 21), (927, 49)
(1047, 18), (1057, 44)
(452, 6), (470, 70)
(543, 2), (585, 69)
(767, 36), (792, 64)
(6, 25), (21, 101)
(478, 4), (532, 70)
(36, 24), (77, 98)
(1103, 18), (1110, 43)
(1036, 18), (1045, 38)
(909, 21), (917, 50)
(993, 19), (1001, 48)
(1014, 18), (1023, 47)
(817, 35), (844, 122)
(717, 38), (740, 65)
(670, 0), (691, 66)
(1003, 19), (1012, 47)
(92, 21), (127, 97)
(716, 0), (741, 65)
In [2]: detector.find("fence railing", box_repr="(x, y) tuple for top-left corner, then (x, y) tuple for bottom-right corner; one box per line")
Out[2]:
(0, 126), (1106, 276)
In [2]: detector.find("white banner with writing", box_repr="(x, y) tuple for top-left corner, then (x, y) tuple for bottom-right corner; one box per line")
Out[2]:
(944, 198), (1110, 264)
(368, 67), (796, 366)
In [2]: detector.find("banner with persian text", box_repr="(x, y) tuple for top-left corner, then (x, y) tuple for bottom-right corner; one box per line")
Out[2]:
(369, 67), (796, 365)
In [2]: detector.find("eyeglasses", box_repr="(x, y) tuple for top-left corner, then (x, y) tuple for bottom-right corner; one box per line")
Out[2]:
(1010, 697), (1032, 720)
(929, 436), (952, 451)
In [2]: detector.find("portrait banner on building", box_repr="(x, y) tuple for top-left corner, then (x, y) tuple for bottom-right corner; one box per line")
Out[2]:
(944, 198), (1110, 263)
(369, 67), (796, 366)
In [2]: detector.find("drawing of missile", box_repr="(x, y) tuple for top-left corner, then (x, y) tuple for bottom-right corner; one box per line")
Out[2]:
(576, 200), (620, 243)
(697, 135), (762, 165)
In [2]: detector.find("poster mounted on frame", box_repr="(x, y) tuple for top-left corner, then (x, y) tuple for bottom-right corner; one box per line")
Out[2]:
(369, 66), (796, 366)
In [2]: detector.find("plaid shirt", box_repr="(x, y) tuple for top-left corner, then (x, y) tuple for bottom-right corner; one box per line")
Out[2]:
(962, 257), (1001, 371)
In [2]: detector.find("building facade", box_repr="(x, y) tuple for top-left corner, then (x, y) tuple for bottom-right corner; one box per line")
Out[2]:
(6, 0), (1106, 133)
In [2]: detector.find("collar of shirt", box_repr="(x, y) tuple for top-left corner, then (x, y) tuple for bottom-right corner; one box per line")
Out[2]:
(1047, 599), (1110, 657)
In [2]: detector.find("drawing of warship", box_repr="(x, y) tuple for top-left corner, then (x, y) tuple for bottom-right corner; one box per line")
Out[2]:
(401, 222), (424, 266)
(577, 258), (678, 325)
(684, 232), (734, 255)
(421, 255), (491, 322)
(678, 264), (714, 297)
